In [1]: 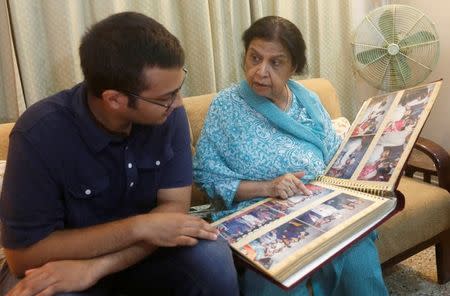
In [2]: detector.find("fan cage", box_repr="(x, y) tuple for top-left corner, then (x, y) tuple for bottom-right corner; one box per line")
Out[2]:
(351, 5), (440, 91)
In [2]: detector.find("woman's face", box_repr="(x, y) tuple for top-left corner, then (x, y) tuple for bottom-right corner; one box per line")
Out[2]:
(244, 38), (295, 101)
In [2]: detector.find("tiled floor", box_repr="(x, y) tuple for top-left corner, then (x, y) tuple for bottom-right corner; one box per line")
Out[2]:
(383, 246), (450, 295)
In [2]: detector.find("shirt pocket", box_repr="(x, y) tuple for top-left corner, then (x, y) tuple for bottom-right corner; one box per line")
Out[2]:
(65, 175), (112, 227)
(67, 175), (110, 200)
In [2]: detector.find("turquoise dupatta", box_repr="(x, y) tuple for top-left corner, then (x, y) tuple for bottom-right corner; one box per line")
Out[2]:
(238, 79), (330, 161)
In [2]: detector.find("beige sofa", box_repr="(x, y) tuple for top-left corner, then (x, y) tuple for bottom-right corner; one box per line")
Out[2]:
(1, 78), (449, 284)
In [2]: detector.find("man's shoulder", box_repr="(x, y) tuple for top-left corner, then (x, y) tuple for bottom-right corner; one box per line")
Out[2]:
(157, 105), (189, 133)
(12, 84), (83, 144)
(170, 105), (188, 122)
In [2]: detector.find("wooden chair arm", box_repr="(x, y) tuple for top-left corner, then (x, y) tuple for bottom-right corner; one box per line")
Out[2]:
(405, 137), (450, 192)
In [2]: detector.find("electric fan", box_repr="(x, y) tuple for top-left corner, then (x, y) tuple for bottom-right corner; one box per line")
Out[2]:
(352, 5), (439, 91)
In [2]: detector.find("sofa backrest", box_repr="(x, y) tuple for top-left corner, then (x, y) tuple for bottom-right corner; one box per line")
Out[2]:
(183, 78), (342, 153)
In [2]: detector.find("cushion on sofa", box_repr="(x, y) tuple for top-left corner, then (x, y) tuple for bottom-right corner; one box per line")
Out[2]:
(183, 93), (215, 154)
(298, 78), (342, 119)
(0, 123), (13, 160)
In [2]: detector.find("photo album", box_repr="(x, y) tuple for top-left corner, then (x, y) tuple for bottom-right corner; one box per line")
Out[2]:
(212, 80), (443, 289)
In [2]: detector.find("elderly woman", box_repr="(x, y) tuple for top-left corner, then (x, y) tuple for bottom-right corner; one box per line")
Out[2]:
(193, 16), (388, 296)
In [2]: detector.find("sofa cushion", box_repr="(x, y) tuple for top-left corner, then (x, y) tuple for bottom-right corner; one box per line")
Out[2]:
(376, 176), (450, 262)
(183, 93), (215, 154)
(0, 123), (14, 160)
(299, 78), (342, 119)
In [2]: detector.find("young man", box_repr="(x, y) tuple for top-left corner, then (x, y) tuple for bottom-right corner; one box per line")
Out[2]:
(0, 12), (238, 296)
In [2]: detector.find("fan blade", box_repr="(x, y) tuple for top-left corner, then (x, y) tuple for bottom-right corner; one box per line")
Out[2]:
(398, 31), (436, 47)
(356, 48), (386, 64)
(390, 54), (411, 88)
(378, 9), (394, 42)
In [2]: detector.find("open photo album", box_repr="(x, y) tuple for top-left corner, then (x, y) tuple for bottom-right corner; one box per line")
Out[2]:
(212, 80), (442, 289)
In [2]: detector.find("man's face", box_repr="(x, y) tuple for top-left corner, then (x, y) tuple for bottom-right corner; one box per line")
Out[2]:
(124, 66), (186, 125)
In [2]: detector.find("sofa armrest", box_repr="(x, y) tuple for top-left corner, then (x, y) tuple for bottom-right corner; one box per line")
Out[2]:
(405, 137), (450, 193)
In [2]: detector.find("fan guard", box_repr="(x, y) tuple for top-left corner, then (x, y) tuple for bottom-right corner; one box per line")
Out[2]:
(352, 5), (439, 91)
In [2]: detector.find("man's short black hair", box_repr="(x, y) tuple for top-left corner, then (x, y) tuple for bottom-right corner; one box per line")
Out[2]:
(79, 12), (185, 98)
(242, 16), (307, 75)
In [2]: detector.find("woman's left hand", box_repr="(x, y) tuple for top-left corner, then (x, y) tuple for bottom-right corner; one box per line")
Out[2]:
(268, 171), (312, 199)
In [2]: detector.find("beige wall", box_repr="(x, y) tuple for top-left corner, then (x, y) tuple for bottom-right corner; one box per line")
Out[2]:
(395, 0), (450, 151)
(352, 0), (450, 150)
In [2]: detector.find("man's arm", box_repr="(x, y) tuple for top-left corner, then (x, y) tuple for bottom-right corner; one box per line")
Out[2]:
(5, 186), (216, 277)
(6, 186), (218, 296)
(154, 185), (191, 212)
(6, 242), (155, 296)
(76, 185), (203, 278)
(69, 186), (207, 278)
(4, 214), (142, 277)
(87, 186), (196, 278)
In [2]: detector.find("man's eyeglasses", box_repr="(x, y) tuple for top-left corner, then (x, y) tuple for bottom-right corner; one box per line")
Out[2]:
(121, 67), (187, 110)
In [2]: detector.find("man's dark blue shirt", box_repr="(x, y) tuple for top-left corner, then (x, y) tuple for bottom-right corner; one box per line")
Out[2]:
(0, 83), (192, 249)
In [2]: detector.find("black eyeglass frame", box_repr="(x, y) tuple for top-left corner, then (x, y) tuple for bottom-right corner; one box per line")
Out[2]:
(121, 67), (187, 109)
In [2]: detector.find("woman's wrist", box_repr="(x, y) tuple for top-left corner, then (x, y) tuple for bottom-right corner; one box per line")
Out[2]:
(261, 180), (273, 196)
(236, 180), (272, 201)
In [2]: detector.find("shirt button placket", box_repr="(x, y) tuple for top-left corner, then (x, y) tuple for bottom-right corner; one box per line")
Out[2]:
(124, 144), (137, 193)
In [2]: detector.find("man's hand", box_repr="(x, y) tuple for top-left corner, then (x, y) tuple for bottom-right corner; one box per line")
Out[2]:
(269, 171), (311, 199)
(138, 212), (219, 247)
(6, 260), (100, 296)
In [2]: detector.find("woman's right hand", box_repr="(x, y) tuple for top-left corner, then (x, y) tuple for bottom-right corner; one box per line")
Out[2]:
(268, 171), (312, 199)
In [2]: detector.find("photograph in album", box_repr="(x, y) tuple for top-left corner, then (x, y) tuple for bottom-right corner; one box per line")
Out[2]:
(239, 220), (321, 270)
(296, 193), (374, 232)
(357, 84), (435, 182)
(351, 93), (396, 137)
(237, 192), (375, 271)
(326, 135), (373, 179)
(217, 184), (333, 244)
(217, 204), (286, 244)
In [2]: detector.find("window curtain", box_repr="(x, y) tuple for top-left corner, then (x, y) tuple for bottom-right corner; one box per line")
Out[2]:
(1, 0), (361, 121)
(0, 0), (22, 123)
